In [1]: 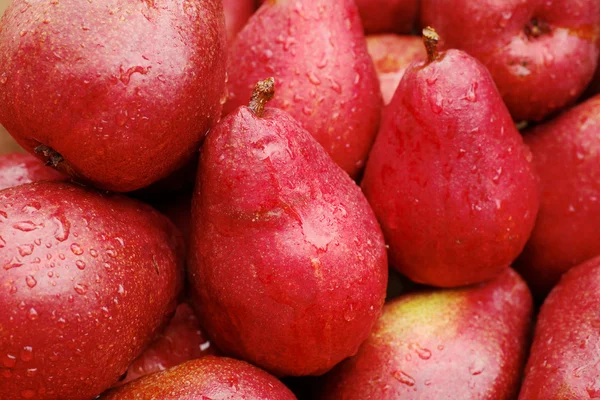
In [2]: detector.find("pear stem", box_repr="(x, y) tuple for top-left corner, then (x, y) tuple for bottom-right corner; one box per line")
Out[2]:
(249, 77), (275, 117)
(423, 27), (440, 63)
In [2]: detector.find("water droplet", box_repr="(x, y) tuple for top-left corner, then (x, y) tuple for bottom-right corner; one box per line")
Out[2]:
(25, 276), (37, 288)
(76, 260), (86, 270)
(302, 106), (313, 116)
(116, 109), (128, 126)
(4, 257), (23, 270)
(20, 346), (33, 362)
(118, 284), (125, 294)
(3, 353), (16, 368)
(0, 73), (7, 84)
(469, 358), (486, 375)
(343, 301), (356, 322)
(26, 368), (37, 377)
(492, 167), (503, 184)
(465, 82), (478, 102)
(430, 92), (443, 114)
(52, 214), (70, 242)
(307, 72), (321, 85)
(409, 343), (432, 360)
(18, 244), (34, 257)
(392, 370), (415, 386)
(329, 80), (342, 94)
(57, 317), (67, 328)
(74, 283), (88, 295)
(13, 221), (38, 232)
(27, 308), (39, 320)
(70, 243), (83, 256)
(89, 249), (98, 258)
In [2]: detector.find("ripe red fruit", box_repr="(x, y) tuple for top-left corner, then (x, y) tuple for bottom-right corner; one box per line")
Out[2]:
(362, 29), (539, 287)
(114, 303), (217, 387)
(517, 95), (600, 298)
(101, 357), (297, 399)
(421, 0), (600, 122)
(0, 0), (227, 192)
(519, 256), (600, 399)
(0, 153), (66, 191)
(224, 0), (382, 178)
(0, 181), (184, 400)
(189, 79), (388, 376)
(321, 268), (533, 400)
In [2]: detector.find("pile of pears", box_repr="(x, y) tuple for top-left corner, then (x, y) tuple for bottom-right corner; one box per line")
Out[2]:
(0, 0), (599, 399)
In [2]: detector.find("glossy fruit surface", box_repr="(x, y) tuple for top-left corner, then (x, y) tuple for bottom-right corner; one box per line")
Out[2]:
(519, 256), (600, 399)
(518, 95), (600, 298)
(421, 0), (600, 121)
(321, 268), (533, 400)
(0, 0), (227, 192)
(362, 31), (539, 287)
(225, 0), (382, 178)
(0, 181), (184, 400)
(190, 80), (388, 376)
(102, 357), (297, 400)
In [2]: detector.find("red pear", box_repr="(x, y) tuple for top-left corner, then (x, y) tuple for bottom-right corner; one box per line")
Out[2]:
(0, 181), (184, 400)
(421, 0), (600, 122)
(102, 357), (296, 400)
(0, 0), (227, 192)
(517, 95), (600, 298)
(320, 268), (533, 400)
(366, 34), (427, 105)
(189, 79), (388, 376)
(114, 303), (217, 387)
(356, 0), (419, 34)
(519, 256), (600, 399)
(0, 153), (66, 191)
(361, 29), (539, 287)
(224, 0), (382, 178)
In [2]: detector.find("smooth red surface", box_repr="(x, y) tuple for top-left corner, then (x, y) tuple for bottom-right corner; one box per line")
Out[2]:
(114, 303), (218, 387)
(320, 268), (533, 400)
(224, 0), (382, 178)
(356, 0), (418, 34)
(0, 153), (66, 191)
(0, 181), (184, 400)
(421, 0), (600, 122)
(361, 49), (539, 287)
(517, 95), (600, 298)
(102, 357), (297, 399)
(189, 106), (388, 376)
(0, 0), (227, 192)
(223, 0), (255, 44)
(366, 34), (426, 105)
(519, 256), (600, 399)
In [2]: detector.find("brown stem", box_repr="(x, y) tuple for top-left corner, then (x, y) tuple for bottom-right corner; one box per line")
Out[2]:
(34, 144), (63, 168)
(248, 77), (275, 117)
(525, 18), (550, 38)
(423, 27), (440, 63)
